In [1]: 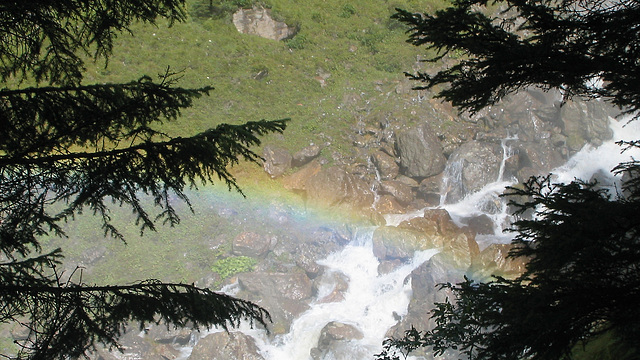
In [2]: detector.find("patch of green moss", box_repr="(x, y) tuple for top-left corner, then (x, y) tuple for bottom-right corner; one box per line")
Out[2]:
(211, 256), (257, 285)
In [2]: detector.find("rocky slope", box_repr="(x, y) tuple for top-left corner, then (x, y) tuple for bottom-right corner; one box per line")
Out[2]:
(79, 6), (620, 359)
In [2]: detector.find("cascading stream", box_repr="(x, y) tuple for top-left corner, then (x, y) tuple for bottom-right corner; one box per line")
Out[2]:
(248, 228), (439, 360)
(177, 118), (640, 360)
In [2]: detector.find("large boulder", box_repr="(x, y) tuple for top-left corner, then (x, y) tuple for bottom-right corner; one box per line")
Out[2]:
(440, 141), (502, 203)
(371, 150), (399, 180)
(292, 144), (321, 167)
(263, 145), (292, 178)
(282, 160), (322, 192)
(305, 166), (375, 211)
(372, 226), (433, 261)
(386, 254), (466, 350)
(232, 7), (298, 41)
(515, 141), (566, 180)
(188, 331), (264, 360)
(237, 271), (313, 334)
(379, 180), (414, 206)
(232, 232), (272, 257)
(373, 209), (479, 267)
(396, 123), (446, 179)
(311, 321), (364, 360)
(471, 243), (528, 279)
(559, 98), (613, 151)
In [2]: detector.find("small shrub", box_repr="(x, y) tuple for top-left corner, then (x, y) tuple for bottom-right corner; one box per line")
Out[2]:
(211, 256), (257, 282)
(311, 12), (325, 23)
(189, 0), (253, 20)
(338, 4), (356, 18)
(285, 33), (308, 50)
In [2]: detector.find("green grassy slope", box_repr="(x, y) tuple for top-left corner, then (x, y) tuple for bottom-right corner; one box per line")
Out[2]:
(83, 0), (445, 153)
(48, 0), (454, 286)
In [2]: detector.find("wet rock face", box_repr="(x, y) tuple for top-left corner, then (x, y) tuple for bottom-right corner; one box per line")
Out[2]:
(233, 232), (272, 257)
(311, 321), (364, 360)
(237, 271), (313, 334)
(386, 254), (466, 349)
(396, 123), (447, 179)
(305, 166), (375, 211)
(188, 331), (264, 360)
(232, 7), (298, 41)
(441, 140), (502, 204)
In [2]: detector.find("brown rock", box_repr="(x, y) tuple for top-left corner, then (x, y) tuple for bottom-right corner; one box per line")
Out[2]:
(473, 243), (528, 277)
(189, 332), (264, 360)
(379, 180), (414, 205)
(232, 232), (271, 257)
(292, 145), (321, 167)
(282, 160), (322, 191)
(305, 166), (374, 211)
(371, 150), (399, 180)
(374, 194), (405, 214)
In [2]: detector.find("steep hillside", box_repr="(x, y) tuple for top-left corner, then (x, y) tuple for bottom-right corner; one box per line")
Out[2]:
(82, 0), (453, 161)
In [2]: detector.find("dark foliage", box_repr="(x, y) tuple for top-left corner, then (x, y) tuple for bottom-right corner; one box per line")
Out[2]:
(392, 0), (640, 116)
(0, 1), (285, 358)
(378, 1), (640, 359)
(378, 171), (640, 360)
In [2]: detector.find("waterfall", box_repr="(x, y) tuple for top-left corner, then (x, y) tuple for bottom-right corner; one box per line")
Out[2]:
(176, 118), (640, 360)
(442, 135), (518, 244)
(438, 158), (463, 206)
(249, 228), (439, 360)
(551, 118), (640, 188)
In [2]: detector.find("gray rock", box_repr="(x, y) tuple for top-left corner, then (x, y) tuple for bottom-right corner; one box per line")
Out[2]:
(292, 144), (321, 167)
(312, 322), (364, 360)
(464, 214), (495, 235)
(560, 98), (613, 151)
(396, 123), (446, 179)
(233, 7), (298, 41)
(188, 332), (264, 360)
(237, 271), (313, 334)
(441, 141), (502, 203)
(232, 232), (271, 257)
(386, 254), (465, 343)
(263, 145), (292, 178)
(318, 321), (363, 345)
(379, 180), (414, 206)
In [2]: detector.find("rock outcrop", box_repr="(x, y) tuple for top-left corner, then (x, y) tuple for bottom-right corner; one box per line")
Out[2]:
(188, 331), (264, 360)
(233, 7), (298, 41)
(263, 145), (292, 178)
(396, 123), (447, 179)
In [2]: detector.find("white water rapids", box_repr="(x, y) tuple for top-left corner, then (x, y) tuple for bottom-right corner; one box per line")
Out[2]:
(178, 117), (640, 360)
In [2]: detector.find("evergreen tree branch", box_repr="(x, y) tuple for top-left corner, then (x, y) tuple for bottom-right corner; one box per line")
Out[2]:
(393, 0), (640, 116)
(0, 0), (188, 85)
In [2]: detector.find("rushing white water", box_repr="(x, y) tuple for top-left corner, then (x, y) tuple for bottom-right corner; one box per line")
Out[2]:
(177, 117), (640, 360)
(551, 118), (640, 187)
(385, 117), (640, 248)
(249, 228), (439, 360)
(385, 134), (519, 245)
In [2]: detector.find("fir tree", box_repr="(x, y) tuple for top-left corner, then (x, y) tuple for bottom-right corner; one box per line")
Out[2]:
(392, 0), (640, 117)
(378, 0), (640, 358)
(0, 1), (285, 358)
